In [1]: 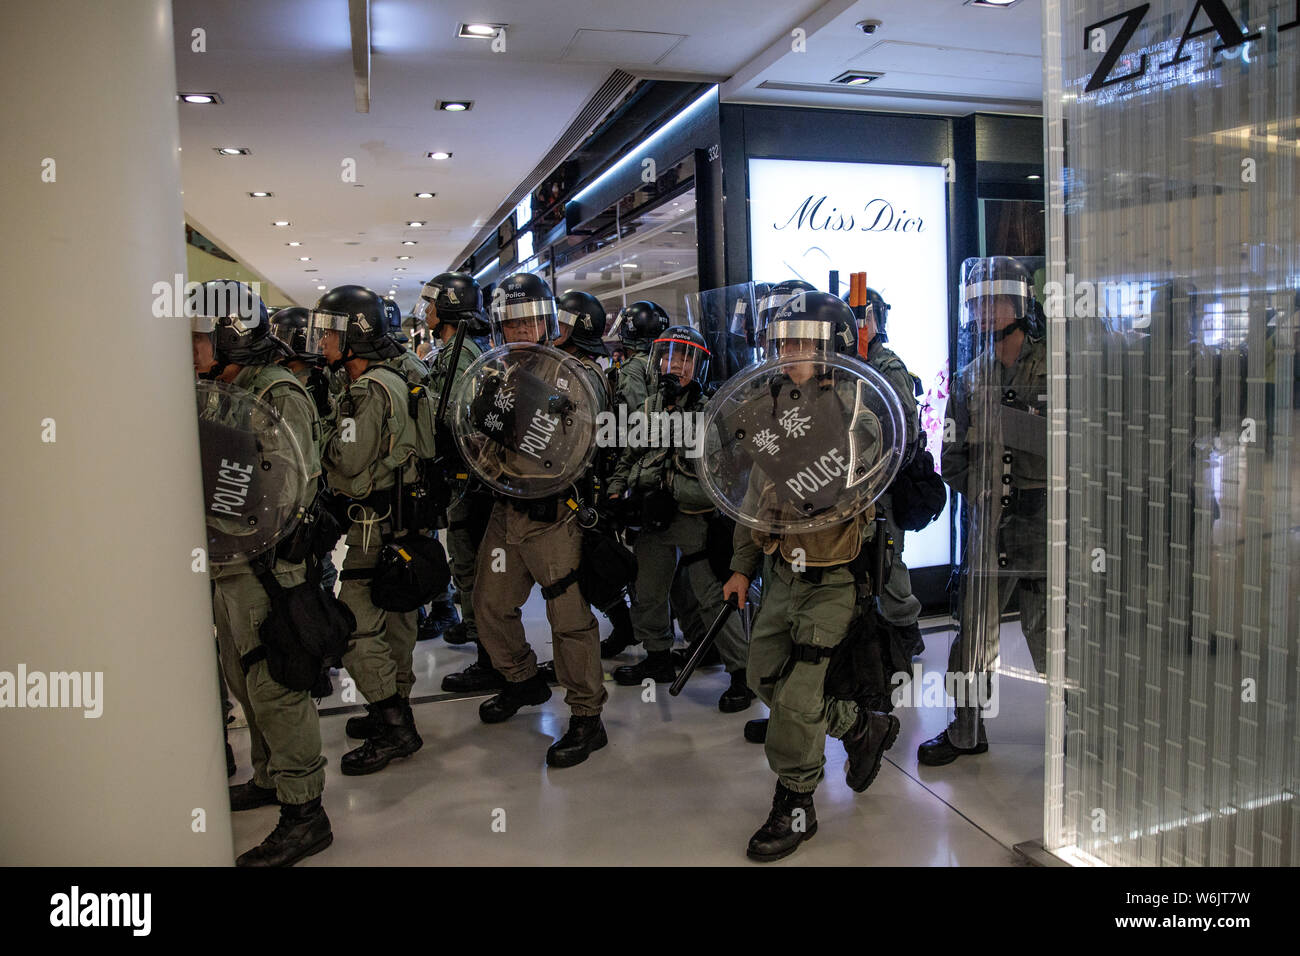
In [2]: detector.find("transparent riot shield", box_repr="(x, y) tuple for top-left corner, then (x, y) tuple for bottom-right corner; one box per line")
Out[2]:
(449, 342), (599, 499)
(944, 256), (1049, 747)
(699, 352), (908, 535)
(195, 380), (309, 565)
(685, 282), (760, 381)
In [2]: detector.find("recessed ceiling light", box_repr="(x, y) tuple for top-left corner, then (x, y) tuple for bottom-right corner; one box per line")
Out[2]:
(178, 92), (222, 104)
(965, 0), (1021, 7)
(394, 267), (407, 271)
(298, 257), (311, 261)
(251, 192), (274, 199)
(831, 71), (884, 86)
(406, 222), (425, 228)
(458, 23), (506, 39)
(1027, 173), (1042, 180)
(317, 285), (327, 290)
(287, 241), (302, 246)
(415, 192), (436, 199)
(304, 269), (318, 272)
(271, 220), (290, 226)
(437, 101), (472, 112)
(670, 230), (686, 236)
(426, 152), (452, 161)
(217, 147), (250, 156)
(397, 255), (412, 260)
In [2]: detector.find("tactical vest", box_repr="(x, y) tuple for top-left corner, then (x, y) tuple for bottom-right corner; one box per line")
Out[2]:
(243, 363), (323, 484)
(751, 506), (875, 568)
(328, 366), (421, 499)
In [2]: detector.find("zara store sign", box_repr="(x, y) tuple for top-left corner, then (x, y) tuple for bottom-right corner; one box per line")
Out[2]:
(1083, 0), (1297, 94)
(747, 157), (951, 570)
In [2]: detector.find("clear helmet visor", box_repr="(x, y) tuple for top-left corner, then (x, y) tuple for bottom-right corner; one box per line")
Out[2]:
(490, 297), (558, 347)
(650, 337), (710, 385)
(305, 309), (350, 361)
(764, 318), (834, 360)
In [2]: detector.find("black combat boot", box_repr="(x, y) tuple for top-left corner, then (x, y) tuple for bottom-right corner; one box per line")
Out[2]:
(418, 597), (461, 642)
(671, 638), (722, 669)
(744, 718), (768, 743)
(228, 780), (279, 811)
(599, 603), (638, 658)
(235, 797), (333, 867)
(340, 696), (422, 775)
(545, 714), (609, 767)
(842, 709), (901, 792)
(442, 620), (474, 646)
(746, 782), (817, 862)
(916, 718), (988, 767)
(345, 703), (382, 740)
(442, 662), (507, 693)
(718, 668), (757, 713)
(537, 660), (560, 685)
(612, 650), (677, 686)
(478, 671), (552, 724)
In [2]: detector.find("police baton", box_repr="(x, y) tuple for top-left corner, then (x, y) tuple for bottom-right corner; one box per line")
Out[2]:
(434, 319), (468, 425)
(669, 595), (739, 696)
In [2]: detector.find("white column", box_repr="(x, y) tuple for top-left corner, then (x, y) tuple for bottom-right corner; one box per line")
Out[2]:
(0, 0), (233, 864)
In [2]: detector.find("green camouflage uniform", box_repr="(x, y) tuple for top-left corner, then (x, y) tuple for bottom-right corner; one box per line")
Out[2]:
(609, 386), (750, 672)
(322, 362), (420, 703)
(865, 338), (922, 627)
(211, 364), (326, 806)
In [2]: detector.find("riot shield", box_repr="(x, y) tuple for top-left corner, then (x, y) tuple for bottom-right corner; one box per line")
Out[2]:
(449, 342), (599, 499)
(944, 256), (1049, 747)
(685, 282), (760, 380)
(698, 353), (908, 535)
(195, 380), (309, 565)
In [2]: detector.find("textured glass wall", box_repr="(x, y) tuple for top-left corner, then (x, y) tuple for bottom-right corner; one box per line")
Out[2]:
(1043, 0), (1299, 865)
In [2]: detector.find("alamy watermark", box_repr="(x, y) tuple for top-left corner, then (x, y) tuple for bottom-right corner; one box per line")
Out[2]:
(890, 663), (1000, 717)
(1, 665), (103, 718)
(595, 405), (706, 458)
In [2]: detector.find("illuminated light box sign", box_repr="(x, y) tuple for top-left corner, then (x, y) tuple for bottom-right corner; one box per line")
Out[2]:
(747, 157), (952, 570)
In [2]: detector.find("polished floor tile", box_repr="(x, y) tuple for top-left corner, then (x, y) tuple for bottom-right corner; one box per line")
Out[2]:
(228, 591), (1043, 866)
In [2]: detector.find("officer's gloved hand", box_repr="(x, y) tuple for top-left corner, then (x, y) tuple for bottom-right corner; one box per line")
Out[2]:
(658, 373), (683, 406)
(642, 488), (678, 532)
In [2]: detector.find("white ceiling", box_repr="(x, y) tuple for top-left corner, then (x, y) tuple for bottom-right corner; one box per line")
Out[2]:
(173, 0), (1044, 310)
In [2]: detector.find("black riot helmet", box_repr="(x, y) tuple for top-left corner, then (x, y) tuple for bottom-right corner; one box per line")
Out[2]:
(381, 298), (409, 344)
(760, 290), (857, 359)
(961, 256), (1039, 345)
(189, 279), (280, 367)
(556, 289), (609, 357)
(489, 271), (559, 347)
(650, 325), (711, 391)
(757, 279), (818, 331)
(269, 306), (310, 357)
(414, 271), (490, 336)
(306, 284), (402, 365)
(611, 300), (670, 353)
(842, 286), (892, 345)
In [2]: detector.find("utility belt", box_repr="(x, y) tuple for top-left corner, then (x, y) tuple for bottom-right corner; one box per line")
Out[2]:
(504, 492), (566, 523)
(771, 551), (854, 586)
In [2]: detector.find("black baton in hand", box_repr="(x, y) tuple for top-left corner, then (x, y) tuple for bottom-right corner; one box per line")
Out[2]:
(670, 595), (739, 696)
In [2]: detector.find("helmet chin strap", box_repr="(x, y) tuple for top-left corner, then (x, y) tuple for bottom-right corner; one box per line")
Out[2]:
(990, 314), (1031, 344)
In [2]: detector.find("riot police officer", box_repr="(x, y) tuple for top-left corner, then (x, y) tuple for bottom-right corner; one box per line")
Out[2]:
(921, 257), (1048, 766)
(310, 284), (424, 774)
(460, 273), (609, 767)
(414, 272), (501, 690)
(551, 290), (637, 660)
(270, 306), (344, 595)
(607, 326), (754, 711)
(712, 291), (908, 861)
(192, 281), (331, 867)
(858, 288), (925, 652)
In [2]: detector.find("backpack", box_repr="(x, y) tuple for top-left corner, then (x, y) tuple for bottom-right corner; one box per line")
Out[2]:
(888, 441), (947, 532)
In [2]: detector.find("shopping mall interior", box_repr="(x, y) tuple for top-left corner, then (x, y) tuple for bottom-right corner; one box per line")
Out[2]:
(2, 0), (1297, 882)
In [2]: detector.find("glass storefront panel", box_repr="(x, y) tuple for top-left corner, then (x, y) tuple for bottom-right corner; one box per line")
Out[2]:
(1044, 0), (1299, 865)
